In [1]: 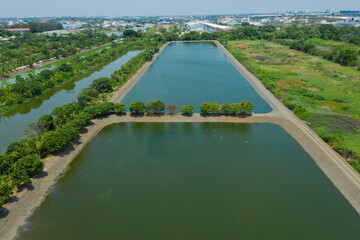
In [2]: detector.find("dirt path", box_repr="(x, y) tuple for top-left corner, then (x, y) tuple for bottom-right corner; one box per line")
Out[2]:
(1, 40), (360, 240)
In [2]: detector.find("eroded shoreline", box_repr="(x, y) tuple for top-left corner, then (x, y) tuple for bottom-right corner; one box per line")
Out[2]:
(1, 40), (360, 240)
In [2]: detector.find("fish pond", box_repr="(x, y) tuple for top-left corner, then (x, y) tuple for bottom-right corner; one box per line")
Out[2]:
(19, 123), (360, 240)
(122, 42), (272, 113)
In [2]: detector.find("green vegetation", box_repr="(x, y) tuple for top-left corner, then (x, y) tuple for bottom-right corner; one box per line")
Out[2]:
(227, 39), (360, 167)
(5, 22), (63, 33)
(0, 39), (163, 208)
(146, 100), (165, 115)
(200, 101), (254, 116)
(129, 101), (145, 115)
(180, 105), (194, 115)
(0, 40), (144, 115)
(0, 30), (117, 76)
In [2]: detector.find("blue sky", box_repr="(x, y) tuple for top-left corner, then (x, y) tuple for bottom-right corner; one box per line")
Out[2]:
(1, 0), (359, 17)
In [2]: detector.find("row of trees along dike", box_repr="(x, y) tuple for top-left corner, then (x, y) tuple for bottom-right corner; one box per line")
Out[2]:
(126, 100), (254, 116)
(0, 41), (163, 208)
(0, 39), (148, 115)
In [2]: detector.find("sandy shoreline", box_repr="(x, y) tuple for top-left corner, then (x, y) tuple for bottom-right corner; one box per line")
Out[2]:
(1, 40), (360, 240)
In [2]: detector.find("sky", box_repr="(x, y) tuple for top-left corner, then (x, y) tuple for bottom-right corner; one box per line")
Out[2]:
(0, 0), (359, 17)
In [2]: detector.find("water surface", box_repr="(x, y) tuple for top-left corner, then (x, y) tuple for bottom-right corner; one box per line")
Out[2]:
(19, 123), (360, 240)
(122, 42), (271, 113)
(0, 51), (140, 153)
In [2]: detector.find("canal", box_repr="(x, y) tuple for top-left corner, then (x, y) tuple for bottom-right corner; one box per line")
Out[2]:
(122, 42), (272, 113)
(19, 123), (360, 240)
(0, 51), (141, 153)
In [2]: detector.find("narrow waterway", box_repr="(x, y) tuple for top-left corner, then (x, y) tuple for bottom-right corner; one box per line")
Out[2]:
(0, 51), (141, 153)
(122, 42), (272, 113)
(18, 123), (360, 240)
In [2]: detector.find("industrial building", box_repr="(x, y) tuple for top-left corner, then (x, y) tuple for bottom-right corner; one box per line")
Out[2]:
(184, 21), (233, 32)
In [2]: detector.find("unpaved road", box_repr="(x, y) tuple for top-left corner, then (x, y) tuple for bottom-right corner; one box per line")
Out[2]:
(1, 40), (360, 240)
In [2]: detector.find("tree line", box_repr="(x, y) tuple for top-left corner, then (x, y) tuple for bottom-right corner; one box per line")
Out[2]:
(0, 40), (147, 114)
(0, 30), (117, 76)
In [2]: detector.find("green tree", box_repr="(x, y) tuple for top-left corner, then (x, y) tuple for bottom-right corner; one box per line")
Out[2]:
(91, 77), (113, 92)
(238, 101), (254, 115)
(114, 103), (126, 114)
(146, 100), (165, 114)
(180, 105), (194, 115)
(230, 103), (239, 114)
(129, 101), (145, 115)
(220, 103), (231, 115)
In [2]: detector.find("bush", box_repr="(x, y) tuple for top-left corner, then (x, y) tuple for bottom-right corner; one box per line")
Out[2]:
(181, 105), (194, 115)
(129, 101), (145, 115)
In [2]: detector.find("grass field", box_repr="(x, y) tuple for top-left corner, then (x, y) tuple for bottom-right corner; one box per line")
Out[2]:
(228, 40), (360, 171)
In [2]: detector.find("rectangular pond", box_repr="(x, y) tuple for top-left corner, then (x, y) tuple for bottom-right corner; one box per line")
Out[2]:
(121, 42), (272, 113)
(19, 123), (360, 240)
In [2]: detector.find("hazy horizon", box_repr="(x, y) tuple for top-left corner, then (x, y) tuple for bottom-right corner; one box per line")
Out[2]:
(0, 0), (359, 18)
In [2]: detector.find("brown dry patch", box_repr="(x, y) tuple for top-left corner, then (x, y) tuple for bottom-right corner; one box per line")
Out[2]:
(232, 43), (250, 49)
(317, 104), (333, 111)
(308, 87), (322, 92)
(276, 78), (306, 89)
(250, 55), (270, 61)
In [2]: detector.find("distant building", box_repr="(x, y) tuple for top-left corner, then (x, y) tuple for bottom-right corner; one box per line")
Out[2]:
(184, 21), (233, 32)
(184, 21), (204, 32)
(340, 10), (360, 16)
(5, 28), (30, 33)
(203, 22), (233, 32)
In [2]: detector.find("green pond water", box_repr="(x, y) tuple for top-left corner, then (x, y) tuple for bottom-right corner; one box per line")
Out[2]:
(122, 42), (272, 113)
(19, 123), (360, 240)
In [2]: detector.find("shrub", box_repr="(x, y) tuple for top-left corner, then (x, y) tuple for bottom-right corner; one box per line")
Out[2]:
(181, 105), (194, 115)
